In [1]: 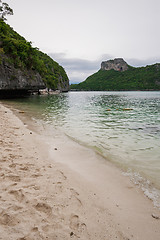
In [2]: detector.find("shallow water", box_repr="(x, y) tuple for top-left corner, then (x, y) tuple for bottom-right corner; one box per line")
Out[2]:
(3, 91), (160, 207)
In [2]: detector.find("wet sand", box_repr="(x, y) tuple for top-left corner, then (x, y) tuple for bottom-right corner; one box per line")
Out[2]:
(0, 102), (160, 240)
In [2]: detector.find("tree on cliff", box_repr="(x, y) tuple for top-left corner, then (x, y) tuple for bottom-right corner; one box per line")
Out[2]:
(0, 0), (13, 21)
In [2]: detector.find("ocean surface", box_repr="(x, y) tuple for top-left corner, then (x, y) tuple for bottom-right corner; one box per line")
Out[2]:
(4, 91), (160, 208)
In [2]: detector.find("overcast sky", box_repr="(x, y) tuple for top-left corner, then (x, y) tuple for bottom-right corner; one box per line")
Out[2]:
(6, 0), (160, 83)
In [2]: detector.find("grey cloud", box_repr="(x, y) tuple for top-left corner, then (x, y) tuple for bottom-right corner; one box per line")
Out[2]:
(49, 53), (101, 83)
(126, 57), (160, 67)
(49, 53), (100, 71)
(48, 53), (114, 84)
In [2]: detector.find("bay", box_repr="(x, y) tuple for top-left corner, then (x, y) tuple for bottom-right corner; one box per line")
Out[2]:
(4, 91), (160, 208)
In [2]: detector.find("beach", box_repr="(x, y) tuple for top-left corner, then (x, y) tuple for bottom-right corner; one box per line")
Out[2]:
(0, 102), (160, 240)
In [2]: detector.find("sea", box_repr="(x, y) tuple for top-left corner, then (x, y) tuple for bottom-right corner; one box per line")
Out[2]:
(3, 91), (160, 208)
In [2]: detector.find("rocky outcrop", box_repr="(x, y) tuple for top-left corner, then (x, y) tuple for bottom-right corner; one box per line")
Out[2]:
(0, 55), (46, 92)
(101, 58), (128, 72)
(57, 75), (69, 92)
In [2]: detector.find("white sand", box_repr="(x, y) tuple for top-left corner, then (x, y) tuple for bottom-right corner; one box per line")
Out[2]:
(0, 103), (160, 240)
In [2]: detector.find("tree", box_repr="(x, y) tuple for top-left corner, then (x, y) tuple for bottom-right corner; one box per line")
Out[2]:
(0, 0), (13, 21)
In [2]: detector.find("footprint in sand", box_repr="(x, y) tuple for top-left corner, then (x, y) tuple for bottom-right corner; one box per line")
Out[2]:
(6, 175), (21, 182)
(9, 189), (25, 202)
(19, 166), (29, 171)
(70, 215), (80, 230)
(59, 171), (67, 180)
(0, 211), (19, 226)
(8, 153), (19, 160)
(55, 182), (64, 194)
(34, 202), (52, 216)
(31, 174), (42, 178)
(5, 148), (12, 152)
(69, 214), (87, 233)
(9, 163), (17, 168)
(12, 205), (23, 211)
(70, 188), (83, 207)
(0, 158), (7, 162)
(33, 185), (40, 191)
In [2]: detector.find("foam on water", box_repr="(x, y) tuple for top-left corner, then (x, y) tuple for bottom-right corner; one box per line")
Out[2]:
(122, 171), (160, 209)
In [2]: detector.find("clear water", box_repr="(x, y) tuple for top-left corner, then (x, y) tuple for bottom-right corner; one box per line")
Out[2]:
(4, 91), (160, 207)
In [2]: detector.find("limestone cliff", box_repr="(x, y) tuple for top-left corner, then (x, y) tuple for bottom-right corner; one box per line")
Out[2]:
(0, 54), (45, 91)
(57, 75), (69, 92)
(101, 58), (128, 72)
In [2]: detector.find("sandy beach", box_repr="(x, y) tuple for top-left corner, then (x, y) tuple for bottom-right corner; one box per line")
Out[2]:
(0, 102), (160, 240)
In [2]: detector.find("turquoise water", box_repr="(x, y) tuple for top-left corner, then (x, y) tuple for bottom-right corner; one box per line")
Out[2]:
(4, 91), (160, 207)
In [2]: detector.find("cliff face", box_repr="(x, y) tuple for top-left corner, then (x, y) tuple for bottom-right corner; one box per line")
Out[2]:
(0, 55), (45, 91)
(101, 58), (128, 72)
(57, 75), (69, 92)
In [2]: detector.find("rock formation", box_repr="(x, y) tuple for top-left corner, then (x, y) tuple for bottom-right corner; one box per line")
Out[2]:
(101, 58), (128, 72)
(0, 53), (69, 97)
(57, 75), (70, 92)
(0, 55), (45, 91)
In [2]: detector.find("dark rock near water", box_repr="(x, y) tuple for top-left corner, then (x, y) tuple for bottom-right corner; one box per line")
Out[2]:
(0, 53), (69, 98)
(0, 54), (45, 98)
(57, 74), (70, 92)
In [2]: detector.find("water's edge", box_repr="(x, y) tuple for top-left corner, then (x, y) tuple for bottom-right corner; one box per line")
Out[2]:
(2, 91), (160, 209)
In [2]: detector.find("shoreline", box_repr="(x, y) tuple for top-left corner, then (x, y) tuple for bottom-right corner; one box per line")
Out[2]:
(0, 102), (160, 239)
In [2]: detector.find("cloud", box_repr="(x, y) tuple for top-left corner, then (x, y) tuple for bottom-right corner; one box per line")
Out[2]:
(126, 57), (160, 67)
(49, 53), (113, 84)
(49, 53), (98, 71)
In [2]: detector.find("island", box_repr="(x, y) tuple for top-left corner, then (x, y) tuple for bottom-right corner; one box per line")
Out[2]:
(70, 58), (160, 91)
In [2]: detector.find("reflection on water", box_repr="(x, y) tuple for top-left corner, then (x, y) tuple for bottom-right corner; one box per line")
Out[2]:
(4, 91), (160, 204)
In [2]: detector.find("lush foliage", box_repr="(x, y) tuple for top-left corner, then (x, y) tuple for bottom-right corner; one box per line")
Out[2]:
(71, 65), (160, 91)
(0, 19), (68, 89)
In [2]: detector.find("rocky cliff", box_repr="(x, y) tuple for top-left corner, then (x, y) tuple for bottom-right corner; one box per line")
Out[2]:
(0, 54), (45, 91)
(57, 75), (70, 92)
(101, 58), (128, 72)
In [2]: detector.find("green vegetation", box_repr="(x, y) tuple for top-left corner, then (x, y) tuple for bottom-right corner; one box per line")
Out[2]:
(70, 65), (160, 91)
(0, 19), (68, 89)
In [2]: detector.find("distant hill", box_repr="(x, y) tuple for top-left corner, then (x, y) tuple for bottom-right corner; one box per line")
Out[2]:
(0, 19), (69, 96)
(70, 58), (160, 91)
